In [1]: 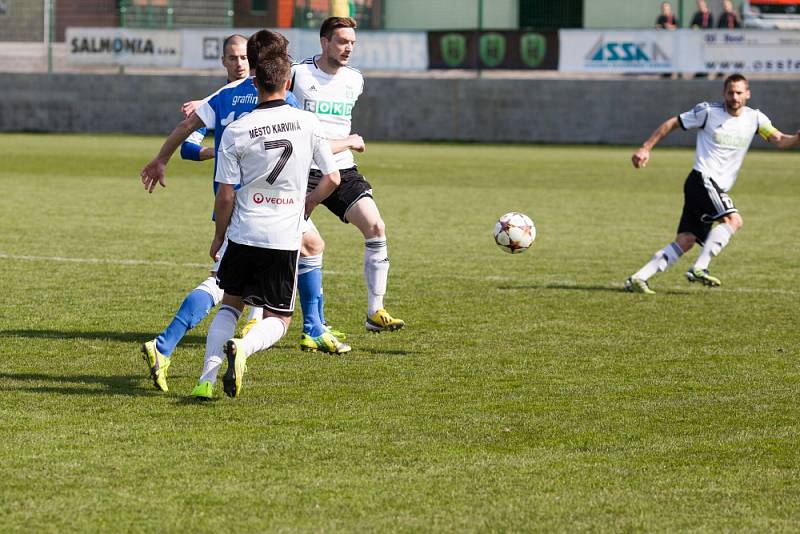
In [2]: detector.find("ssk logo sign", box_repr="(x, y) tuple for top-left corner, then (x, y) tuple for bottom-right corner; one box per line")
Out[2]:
(585, 37), (670, 67)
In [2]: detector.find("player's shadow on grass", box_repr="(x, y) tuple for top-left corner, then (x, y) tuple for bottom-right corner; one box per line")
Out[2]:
(0, 372), (153, 397)
(356, 347), (414, 356)
(0, 329), (205, 347)
(496, 283), (691, 295)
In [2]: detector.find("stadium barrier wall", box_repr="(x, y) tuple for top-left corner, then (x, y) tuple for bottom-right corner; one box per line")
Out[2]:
(1, 73), (798, 148)
(64, 27), (428, 72)
(560, 29), (800, 74)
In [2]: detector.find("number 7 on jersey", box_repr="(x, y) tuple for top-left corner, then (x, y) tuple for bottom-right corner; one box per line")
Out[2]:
(262, 140), (293, 184)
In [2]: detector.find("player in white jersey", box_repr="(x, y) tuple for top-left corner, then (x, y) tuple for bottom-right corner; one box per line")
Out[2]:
(139, 34), (252, 393)
(625, 74), (799, 294)
(290, 17), (405, 332)
(196, 47), (340, 399)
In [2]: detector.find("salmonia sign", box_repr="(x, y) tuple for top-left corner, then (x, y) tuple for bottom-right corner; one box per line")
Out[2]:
(66, 28), (181, 67)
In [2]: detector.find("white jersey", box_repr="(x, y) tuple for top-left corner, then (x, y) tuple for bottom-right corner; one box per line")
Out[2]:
(215, 100), (338, 250)
(291, 56), (364, 169)
(678, 102), (776, 192)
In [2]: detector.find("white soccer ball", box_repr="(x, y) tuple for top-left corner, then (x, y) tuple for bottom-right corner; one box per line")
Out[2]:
(493, 212), (536, 254)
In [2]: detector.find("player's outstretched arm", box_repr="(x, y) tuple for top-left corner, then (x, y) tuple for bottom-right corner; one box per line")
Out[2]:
(631, 116), (680, 169)
(305, 170), (341, 219)
(140, 112), (205, 193)
(181, 100), (202, 119)
(767, 129), (800, 149)
(211, 184), (235, 260)
(328, 134), (366, 154)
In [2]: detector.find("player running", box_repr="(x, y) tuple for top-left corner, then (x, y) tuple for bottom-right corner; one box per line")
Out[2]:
(139, 31), (358, 393)
(199, 43), (340, 399)
(625, 74), (799, 294)
(139, 34), (252, 393)
(290, 17), (405, 332)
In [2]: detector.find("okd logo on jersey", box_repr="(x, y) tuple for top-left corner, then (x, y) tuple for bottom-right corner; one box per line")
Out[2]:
(252, 193), (295, 205)
(304, 100), (354, 117)
(584, 37), (671, 68)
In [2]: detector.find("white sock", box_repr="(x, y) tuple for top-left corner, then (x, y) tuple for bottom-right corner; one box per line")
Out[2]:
(364, 237), (389, 316)
(298, 253), (323, 275)
(199, 304), (240, 384)
(633, 242), (684, 281)
(246, 306), (263, 322)
(693, 223), (733, 271)
(197, 275), (224, 305)
(240, 316), (287, 356)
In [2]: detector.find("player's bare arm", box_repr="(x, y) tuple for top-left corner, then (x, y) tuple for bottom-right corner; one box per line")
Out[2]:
(328, 133), (365, 154)
(181, 100), (202, 119)
(767, 129), (800, 149)
(305, 170), (341, 218)
(632, 116), (681, 169)
(210, 183), (235, 260)
(140, 112), (205, 193)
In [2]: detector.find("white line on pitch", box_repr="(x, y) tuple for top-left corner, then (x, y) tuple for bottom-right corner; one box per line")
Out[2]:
(0, 252), (344, 275)
(0, 253), (210, 269)
(1, 254), (796, 295)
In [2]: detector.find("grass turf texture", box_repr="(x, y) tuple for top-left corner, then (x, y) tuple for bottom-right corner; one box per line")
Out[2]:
(0, 133), (798, 532)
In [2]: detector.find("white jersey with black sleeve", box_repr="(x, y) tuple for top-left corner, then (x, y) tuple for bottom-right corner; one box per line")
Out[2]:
(215, 99), (338, 251)
(290, 56), (364, 169)
(678, 102), (777, 192)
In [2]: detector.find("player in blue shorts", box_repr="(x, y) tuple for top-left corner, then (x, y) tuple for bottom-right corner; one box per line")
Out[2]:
(139, 31), (361, 393)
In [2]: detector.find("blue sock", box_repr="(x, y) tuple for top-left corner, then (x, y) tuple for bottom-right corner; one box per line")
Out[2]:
(318, 291), (326, 326)
(298, 268), (325, 337)
(155, 289), (215, 356)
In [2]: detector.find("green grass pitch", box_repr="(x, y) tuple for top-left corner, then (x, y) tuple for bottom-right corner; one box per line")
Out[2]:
(1, 133), (798, 531)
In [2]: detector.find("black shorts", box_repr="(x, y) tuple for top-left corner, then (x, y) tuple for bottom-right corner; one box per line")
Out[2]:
(216, 240), (298, 317)
(677, 169), (737, 245)
(307, 166), (373, 223)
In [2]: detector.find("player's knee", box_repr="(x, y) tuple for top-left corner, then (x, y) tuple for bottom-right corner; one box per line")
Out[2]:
(365, 218), (386, 239)
(675, 233), (696, 252)
(196, 276), (224, 305)
(302, 231), (325, 256)
(725, 213), (743, 232)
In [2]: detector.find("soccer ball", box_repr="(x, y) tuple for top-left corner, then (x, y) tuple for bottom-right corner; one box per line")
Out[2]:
(493, 212), (536, 254)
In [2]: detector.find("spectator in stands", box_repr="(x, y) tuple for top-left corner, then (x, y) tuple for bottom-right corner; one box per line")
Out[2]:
(656, 2), (679, 29)
(718, 0), (741, 28)
(691, 0), (714, 77)
(690, 0), (714, 29)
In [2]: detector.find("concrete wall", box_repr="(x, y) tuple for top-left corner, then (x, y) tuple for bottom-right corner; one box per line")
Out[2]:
(1, 73), (798, 148)
(384, 0), (517, 30)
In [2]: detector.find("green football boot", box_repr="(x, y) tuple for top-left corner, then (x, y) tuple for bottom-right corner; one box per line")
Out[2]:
(300, 331), (352, 354)
(190, 380), (214, 400)
(624, 276), (656, 295)
(140, 340), (171, 392)
(222, 339), (247, 398)
(685, 268), (721, 287)
(324, 324), (347, 341)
